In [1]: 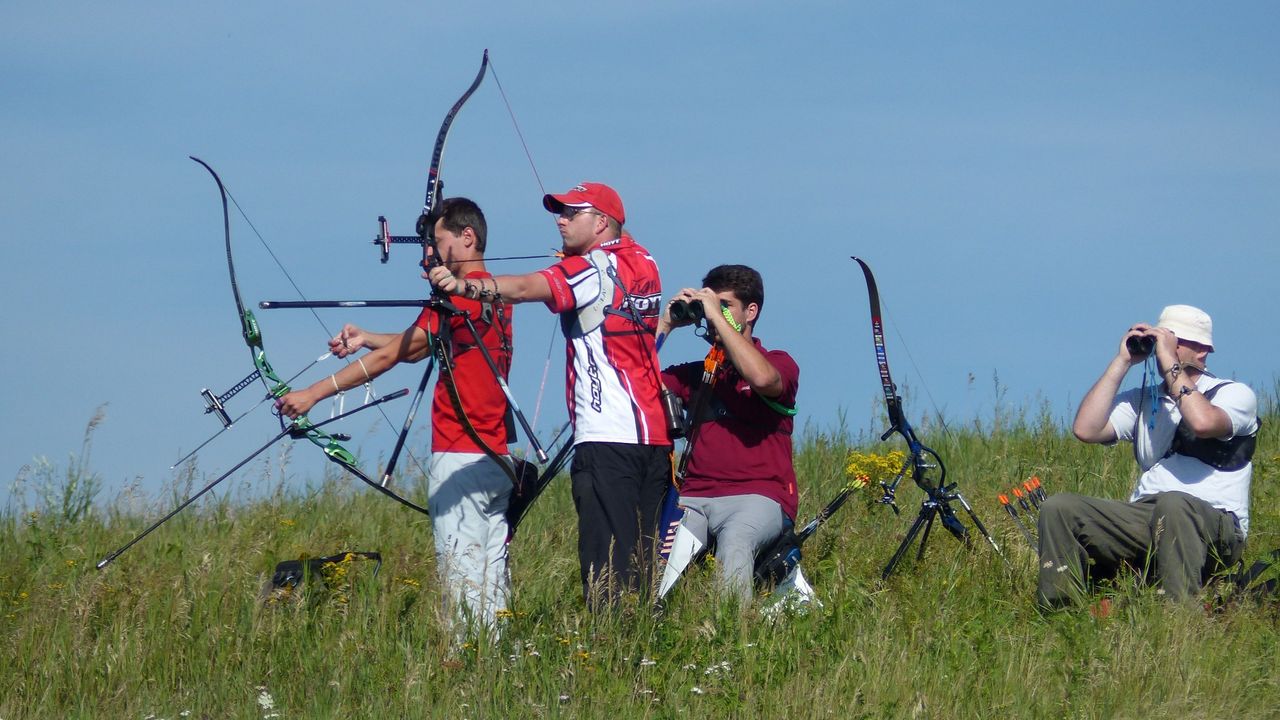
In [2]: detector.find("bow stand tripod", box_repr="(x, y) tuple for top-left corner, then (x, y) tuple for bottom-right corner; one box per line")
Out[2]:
(852, 256), (1002, 579)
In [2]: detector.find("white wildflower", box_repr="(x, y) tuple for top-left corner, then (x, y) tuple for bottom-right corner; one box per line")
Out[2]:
(691, 686), (705, 695)
(257, 690), (275, 710)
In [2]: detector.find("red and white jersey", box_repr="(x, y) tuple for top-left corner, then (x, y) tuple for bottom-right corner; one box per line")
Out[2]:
(539, 236), (670, 447)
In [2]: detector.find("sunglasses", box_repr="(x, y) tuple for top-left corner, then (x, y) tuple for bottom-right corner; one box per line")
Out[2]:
(558, 206), (600, 220)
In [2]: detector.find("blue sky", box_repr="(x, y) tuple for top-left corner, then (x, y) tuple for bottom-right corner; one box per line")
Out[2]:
(3, 2), (1277, 508)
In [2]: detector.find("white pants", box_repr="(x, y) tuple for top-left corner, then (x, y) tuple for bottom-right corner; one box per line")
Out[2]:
(678, 493), (786, 604)
(428, 452), (512, 630)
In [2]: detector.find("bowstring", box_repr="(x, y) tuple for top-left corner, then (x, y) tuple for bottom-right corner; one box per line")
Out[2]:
(489, 57), (546, 197)
(879, 296), (954, 441)
(489, 56), (564, 459)
(223, 187), (432, 484)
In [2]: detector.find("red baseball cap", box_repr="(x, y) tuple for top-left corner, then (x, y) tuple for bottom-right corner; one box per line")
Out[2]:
(542, 182), (625, 225)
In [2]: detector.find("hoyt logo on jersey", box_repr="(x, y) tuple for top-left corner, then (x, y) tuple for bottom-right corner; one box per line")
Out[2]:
(623, 292), (662, 315)
(587, 353), (603, 412)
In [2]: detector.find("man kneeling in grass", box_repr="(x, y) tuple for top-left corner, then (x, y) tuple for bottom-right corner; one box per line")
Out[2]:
(1039, 305), (1259, 607)
(656, 265), (800, 606)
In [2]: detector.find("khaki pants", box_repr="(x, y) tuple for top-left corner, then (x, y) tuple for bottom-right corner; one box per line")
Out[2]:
(428, 452), (512, 631)
(1037, 491), (1243, 606)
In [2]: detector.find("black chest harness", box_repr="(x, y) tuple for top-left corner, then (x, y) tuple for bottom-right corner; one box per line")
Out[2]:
(1162, 381), (1259, 472)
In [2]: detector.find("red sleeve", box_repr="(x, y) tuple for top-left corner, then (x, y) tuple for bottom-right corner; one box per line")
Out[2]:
(537, 256), (593, 313)
(412, 307), (440, 335)
(661, 361), (700, 402)
(768, 350), (800, 408)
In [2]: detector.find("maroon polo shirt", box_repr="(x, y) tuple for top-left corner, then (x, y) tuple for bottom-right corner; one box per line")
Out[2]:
(661, 338), (799, 519)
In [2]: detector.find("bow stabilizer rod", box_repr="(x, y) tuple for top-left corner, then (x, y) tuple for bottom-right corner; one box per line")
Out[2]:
(98, 388), (410, 570)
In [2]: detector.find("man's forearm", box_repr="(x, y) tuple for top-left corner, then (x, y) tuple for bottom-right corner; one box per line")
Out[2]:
(1073, 356), (1128, 443)
(359, 330), (404, 352)
(455, 272), (553, 304)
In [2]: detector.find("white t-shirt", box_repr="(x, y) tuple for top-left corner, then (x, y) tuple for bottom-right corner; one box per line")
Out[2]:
(1108, 374), (1259, 535)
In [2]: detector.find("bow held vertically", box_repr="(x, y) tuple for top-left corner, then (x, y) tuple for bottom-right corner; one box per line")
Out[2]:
(851, 256), (1002, 578)
(374, 50), (490, 265)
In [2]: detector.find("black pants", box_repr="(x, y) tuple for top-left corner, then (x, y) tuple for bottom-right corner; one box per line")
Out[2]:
(570, 441), (672, 608)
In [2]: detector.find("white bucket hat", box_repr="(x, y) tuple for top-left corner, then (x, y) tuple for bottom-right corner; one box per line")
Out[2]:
(1157, 304), (1213, 351)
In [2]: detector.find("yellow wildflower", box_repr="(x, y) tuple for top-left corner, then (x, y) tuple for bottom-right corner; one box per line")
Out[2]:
(844, 450), (907, 490)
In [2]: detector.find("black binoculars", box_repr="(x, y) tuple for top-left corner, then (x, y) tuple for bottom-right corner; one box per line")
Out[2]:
(1126, 335), (1156, 358)
(669, 299), (705, 324)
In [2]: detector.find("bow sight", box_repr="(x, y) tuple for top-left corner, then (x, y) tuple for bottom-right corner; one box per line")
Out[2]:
(373, 215), (428, 264)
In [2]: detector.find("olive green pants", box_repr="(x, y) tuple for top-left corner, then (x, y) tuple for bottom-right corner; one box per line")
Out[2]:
(1037, 491), (1244, 606)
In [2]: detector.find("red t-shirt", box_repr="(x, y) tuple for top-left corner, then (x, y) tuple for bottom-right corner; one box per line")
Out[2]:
(412, 271), (514, 454)
(538, 236), (670, 447)
(661, 338), (799, 519)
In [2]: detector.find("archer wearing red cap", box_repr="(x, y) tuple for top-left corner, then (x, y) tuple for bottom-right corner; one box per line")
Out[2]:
(429, 181), (672, 610)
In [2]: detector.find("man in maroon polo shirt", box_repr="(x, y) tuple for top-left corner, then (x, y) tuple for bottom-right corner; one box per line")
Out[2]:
(657, 264), (799, 604)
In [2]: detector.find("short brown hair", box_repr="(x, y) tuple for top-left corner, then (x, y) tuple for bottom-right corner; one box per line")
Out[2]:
(437, 197), (488, 252)
(702, 264), (764, 316)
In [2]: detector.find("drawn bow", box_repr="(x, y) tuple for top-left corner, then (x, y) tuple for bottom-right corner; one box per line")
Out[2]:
(379, 50), (546, 496)
(187, 157), (430, 515)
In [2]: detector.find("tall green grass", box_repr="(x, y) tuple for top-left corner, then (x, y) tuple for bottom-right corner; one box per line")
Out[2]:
(3, 394), (1278, 719)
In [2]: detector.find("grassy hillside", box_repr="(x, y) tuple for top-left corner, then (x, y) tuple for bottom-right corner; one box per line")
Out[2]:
(3, 401), (1278, 719)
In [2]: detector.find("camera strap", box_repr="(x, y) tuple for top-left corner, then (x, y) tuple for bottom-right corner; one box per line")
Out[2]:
(674, 343), (726, 485)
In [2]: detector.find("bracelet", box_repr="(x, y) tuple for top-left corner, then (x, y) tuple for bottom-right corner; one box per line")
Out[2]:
(476, 277), (500, 301)
(1175, 384), (1194, 407)
(356, 357), (372, 383)
(463, 280), (480, 300)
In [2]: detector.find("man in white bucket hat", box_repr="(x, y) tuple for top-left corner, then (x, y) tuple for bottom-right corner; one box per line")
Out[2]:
(1038, 304), (1260, 607)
